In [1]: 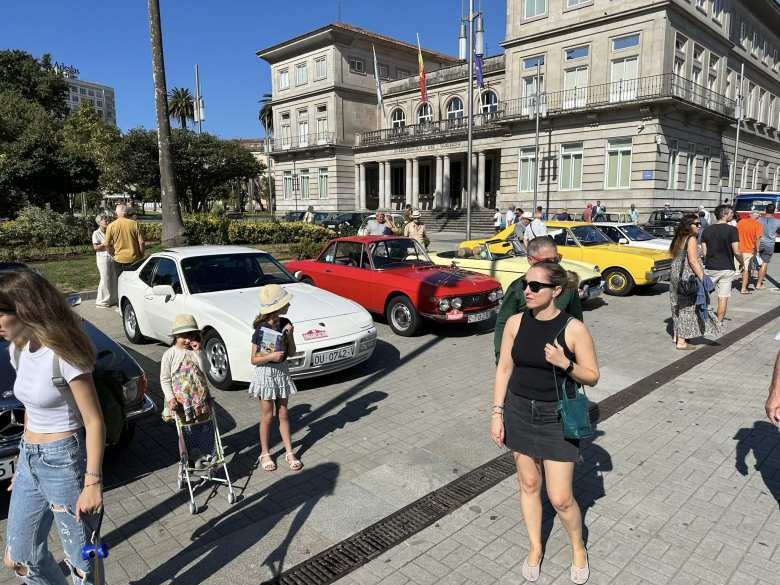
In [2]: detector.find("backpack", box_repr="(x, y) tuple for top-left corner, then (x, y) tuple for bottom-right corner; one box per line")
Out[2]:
(11, 345), (127, 445)
(170, 355), (211, 424)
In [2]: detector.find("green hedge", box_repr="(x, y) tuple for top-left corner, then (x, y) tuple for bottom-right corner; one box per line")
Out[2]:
(141, 217), (334, 246)
(0, 207), (94, 247)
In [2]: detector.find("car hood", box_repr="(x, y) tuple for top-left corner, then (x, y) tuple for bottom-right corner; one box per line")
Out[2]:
(584, 243), (670, 260)
(389, 265), (500, 293)
(432, 253), (600, 281)
(628, 239), (671, 251)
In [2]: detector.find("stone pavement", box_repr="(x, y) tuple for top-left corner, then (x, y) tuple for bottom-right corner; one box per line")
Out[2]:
(0, 262), (778, 584)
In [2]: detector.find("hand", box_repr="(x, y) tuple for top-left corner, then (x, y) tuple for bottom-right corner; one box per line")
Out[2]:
(766, 391), (780, 425)
(268, 351), (285, 363)
(544, 340), (569, 369)
(76, 484), (103, 522)
(283, 324), (294, 334)
(490, 415), (505, 448)
(189, 340), (201, 351)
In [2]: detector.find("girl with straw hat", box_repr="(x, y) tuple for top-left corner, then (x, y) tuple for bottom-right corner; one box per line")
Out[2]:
(250, 284), (302, 472)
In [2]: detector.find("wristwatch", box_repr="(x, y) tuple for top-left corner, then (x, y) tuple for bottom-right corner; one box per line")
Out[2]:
(565, 360), (575, 374)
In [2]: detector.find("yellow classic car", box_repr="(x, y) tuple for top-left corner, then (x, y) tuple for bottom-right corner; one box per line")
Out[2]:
(461, 221), (672, 296)
(430, 239), (604, 301)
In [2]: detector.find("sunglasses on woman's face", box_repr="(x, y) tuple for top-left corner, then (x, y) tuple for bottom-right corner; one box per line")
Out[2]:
(520, 278), (556, 293)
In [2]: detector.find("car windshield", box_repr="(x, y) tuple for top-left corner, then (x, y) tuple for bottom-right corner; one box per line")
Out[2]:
(620, 224), (654, 241)
(655, 211), (684, 222)
(570, 226), (612, 246)
(491, 239), (527, 259)
(735, 197), (775, 212)
(369, 238), (432, 269)
(181, 253), (295, 294)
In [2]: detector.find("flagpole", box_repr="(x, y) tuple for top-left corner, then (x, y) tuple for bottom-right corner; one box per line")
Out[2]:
(466, 0), (474, 241)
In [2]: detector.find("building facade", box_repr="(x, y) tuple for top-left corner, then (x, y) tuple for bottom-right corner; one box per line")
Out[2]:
(64, 77), (117, 127)
(259, 1), (780, 214)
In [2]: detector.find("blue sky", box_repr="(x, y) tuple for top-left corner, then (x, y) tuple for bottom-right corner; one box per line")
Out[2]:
(2, 0), (505, 139)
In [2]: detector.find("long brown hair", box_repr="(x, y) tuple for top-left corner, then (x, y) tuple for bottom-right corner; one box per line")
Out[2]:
(0, 270), (95, 371)
(669, 213), (699, 257)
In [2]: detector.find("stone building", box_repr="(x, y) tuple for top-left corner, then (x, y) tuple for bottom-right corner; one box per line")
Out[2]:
(258, 1), (780, 214)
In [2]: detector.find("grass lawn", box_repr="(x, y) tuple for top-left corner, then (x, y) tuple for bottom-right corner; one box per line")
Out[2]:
(30, 243), (299, 293)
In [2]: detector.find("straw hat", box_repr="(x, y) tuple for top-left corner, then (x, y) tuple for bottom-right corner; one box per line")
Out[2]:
(411, 210), (421, 219)
(171, 314), (200, 336)
(258, 284), (293, 315)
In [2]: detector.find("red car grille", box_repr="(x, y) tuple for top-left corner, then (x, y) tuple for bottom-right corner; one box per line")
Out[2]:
(460, 293), (493, 309)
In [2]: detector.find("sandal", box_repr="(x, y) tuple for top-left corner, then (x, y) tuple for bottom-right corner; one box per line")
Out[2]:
(285, 452), (303, 471)
(259, 453), (276, 472)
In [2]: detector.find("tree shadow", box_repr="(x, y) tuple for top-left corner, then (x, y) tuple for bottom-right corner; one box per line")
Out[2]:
(128, 462), (339, 584)
(734, 421), (780, 508)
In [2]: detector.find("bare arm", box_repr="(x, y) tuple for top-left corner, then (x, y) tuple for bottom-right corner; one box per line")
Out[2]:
(137, 230), (145, 255)
(687, 237), (704, 280)
(731, 242), (745, 270)
(544, 319), (600, 386)
(69, 374), (106, 520)
(250, 343), (284, 365)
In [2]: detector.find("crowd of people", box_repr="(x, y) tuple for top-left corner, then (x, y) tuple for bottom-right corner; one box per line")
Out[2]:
(494, 201), (613, 231)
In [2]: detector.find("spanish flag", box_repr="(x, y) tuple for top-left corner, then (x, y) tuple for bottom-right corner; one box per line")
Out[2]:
(416, 33), (427, 103)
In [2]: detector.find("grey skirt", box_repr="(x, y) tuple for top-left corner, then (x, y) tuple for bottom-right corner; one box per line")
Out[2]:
(248, 361), (297, 400)
(504, 392), (580, 462)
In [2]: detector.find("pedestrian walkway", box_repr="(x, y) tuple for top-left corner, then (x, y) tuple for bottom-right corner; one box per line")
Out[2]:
(339, 318), (780, 585)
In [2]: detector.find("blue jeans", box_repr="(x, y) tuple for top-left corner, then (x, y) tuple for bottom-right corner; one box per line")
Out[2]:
(5, 433), (96, 584)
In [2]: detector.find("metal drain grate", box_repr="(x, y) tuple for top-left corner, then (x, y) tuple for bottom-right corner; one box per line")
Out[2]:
(265, 304), (780, 585)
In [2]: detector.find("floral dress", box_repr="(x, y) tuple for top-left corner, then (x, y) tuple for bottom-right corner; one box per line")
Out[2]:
(669, 238), (721, 340)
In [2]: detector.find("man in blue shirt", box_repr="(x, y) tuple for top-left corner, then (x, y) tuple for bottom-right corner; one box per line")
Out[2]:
(756, 203), (780, 290)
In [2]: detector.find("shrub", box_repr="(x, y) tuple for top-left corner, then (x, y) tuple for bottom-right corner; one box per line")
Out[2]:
(289, 238), (327, 260)
(0, 207), (93, 248)
(227, 220), (334, 246)
(184, 214), (230, 245)
(139, 222), (161, 242)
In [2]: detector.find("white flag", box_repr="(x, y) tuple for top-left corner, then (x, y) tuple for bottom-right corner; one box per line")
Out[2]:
(372, 44), (384, 113)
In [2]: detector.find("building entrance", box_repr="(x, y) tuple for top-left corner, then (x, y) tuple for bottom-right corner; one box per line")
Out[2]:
(366, 166), (379, 210)
(450, 161), (463, 209)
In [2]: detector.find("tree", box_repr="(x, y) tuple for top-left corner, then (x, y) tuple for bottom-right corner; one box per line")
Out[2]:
(147, 0), (186, 246)
(62, 103), (124, 193)
(0, 50), (69, 118)
(258, 93), (273, 135)
(168, 87), (194, 129)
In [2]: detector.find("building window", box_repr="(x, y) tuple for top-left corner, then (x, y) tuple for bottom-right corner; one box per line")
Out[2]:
(612, 34), (640, 52)
(88, 89), (95, 96)
(674, 56), (685, 78)
(278, 69), (289, 90)
(298, 110), (308, 144)
(396, 68), (410, 78)
(740, 159), (750, 189)
(702, 151), (712, 192)
(316, 109), (328, 142)
(763, 39), (769, 64)
(319, 168), (328, 199)
(759, 90), (768, 124)
(523, 55), (545, 70)
(523, 74), (544, 116)
(80, 88), (87, 95)
(693, 44), (704, 64)
(314, 58), (327, 80)
(740, 21), (748, 49)
(299, 169), (310, 199)
(295, 63), (308, 85)
(417, 103), (433, 124)
(379, 64), (390, 80)
(752, 31), (759, 57)
(605, 138), (632, 189)
(559, 143), (583, 190)
(563, 66), (588, 109)
(695, 0), (706, 10)
(711, 0), (722, 22)
(480, 91), (498, 113)
(283, 171), (292, 199)
(524, 0), (546, 19)
(769, 96), (777, 129)
(518, 148), (536, 192)
(566, 0), (590, 8)
(752, 162), (761, 189)
(675, 33), (688, 54)
(667, 140), (679, 189)
(610, 57), (639, 101)
(685, 148), (696, 191)
(446, 97), (464, 119)
(565, 46), (589, 61)
(391, 108), (406, 128)
(349, 57), (365, 74)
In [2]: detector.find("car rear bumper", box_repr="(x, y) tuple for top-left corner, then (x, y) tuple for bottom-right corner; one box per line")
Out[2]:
(645, 269), (671, 282)
(126, 395), (157, 422)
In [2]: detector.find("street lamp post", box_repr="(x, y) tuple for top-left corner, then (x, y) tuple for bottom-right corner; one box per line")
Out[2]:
(731, 62), (745, 201)
(194, 64), (205, 134)
(462, 0), (484, 241)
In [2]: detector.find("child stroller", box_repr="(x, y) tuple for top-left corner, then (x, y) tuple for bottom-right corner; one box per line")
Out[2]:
(174, 400), (236, 514)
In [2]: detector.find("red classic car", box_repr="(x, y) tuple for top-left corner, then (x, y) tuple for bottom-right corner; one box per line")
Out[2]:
(285, 236), (503, 336)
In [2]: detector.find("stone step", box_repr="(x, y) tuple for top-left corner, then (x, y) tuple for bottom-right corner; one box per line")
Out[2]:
(419, 210), (496, 233)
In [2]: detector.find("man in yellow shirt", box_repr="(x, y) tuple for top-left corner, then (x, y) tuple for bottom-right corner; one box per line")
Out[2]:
(105, 204), (145, 281)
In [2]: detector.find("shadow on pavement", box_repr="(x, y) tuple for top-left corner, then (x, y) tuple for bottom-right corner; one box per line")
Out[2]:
(734, 421), (780, 508)
(295, 339), (400, 390)
(129, 462), (339, 585)
(635, 283), (669, 297)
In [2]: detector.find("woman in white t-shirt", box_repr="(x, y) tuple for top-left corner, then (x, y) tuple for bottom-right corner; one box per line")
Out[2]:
(92, 213), (116, 308)
(0, 269), (105, 584)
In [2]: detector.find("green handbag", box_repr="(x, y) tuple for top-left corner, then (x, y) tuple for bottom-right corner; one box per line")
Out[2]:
(552, 319), (594, 440)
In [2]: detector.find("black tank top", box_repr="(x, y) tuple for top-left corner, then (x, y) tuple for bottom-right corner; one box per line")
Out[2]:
(508, 310), (575, 402)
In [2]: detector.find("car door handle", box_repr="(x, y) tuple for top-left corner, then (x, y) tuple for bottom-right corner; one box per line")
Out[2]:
(324, 269), (332, 273)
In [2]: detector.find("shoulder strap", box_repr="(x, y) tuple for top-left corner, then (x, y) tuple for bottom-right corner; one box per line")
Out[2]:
(51, 352), (70, 391)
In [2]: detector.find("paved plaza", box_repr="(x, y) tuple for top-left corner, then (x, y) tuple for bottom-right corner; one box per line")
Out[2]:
(1, 260), (779, 585)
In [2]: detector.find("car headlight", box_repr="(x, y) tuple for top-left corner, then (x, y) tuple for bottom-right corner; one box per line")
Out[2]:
(451, 297), (463, 309)
(287, 353), (305, 368)
(488, 288), (504, 302)
(122, 374), (147, 403)
(438, 298), (451, 312)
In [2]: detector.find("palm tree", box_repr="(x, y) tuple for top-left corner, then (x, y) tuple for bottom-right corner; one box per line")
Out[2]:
(148, 0), (186, 246)
(258, 93), (273, 135)
(168, 87), (194, 129)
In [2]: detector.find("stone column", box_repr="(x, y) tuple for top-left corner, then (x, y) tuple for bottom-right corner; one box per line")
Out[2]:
(378, 162), (385, 210)
(411, 158), (420, 209)
(434, 155), (444, 209)
(477, 152), (486, 208)
(384, 162), (392, 209)
(359, 163), (367, 210)
(405, 159), (413, 208)
(443, 155), (451, 209)
(354, 164), (360, 209)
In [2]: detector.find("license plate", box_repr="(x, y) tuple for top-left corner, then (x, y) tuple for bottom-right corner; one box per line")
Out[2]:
(0, 457), (16, 481)
(312, 345), (355, 366)
(467, 310), (493, 323)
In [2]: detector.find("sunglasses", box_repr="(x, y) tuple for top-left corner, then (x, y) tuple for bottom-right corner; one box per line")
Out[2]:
(179, 332), (202, 341)
(520, 279), (557, 293)
(528, 255), (561, 264)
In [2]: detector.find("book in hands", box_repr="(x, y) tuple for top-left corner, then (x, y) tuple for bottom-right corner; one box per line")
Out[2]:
(257, 327), (284, 355)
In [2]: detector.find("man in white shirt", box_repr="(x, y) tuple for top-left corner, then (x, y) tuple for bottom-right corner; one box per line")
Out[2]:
(505, 206), (516, 227)
(493, 208), (503, 232)
(521, 211), (548, 249)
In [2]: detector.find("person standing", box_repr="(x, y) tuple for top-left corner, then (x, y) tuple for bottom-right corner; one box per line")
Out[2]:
(105, 204), (144, 281)
(493, 207), (503, 232)
(628, 204), (640, 223)
(303, 205), (316, 224)
(492, 262), (599, 584)
(494, 236), (582, 361)
(0, 268), (105, 584)
(582, 203), (593, 223)
(403, 203), (413, 225)
(669, 213), (720, 350)
(555, 209), (572, 221)
(92, 212), (116, 308)
(505, 205), (516, 227)
(365, 211), (394, 235)
(523, 211), (548, 249)
(536, 205), (548, 220)
(701, 205), (744, 324)
(756, 204), (780, 290)
(403, 210), (427, 247)
(736, 210), (763, 294)
(593, 200), (606, 222)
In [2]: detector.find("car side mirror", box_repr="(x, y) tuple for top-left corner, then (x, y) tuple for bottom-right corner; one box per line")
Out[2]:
(152, 284), (175, 299)
(66, 293), (82, 307)
(618, 238), (629, 245)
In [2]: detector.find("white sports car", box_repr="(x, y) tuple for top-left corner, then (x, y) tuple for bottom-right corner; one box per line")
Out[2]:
(117, 246), (377, 389)
(593, 222), (671, 252)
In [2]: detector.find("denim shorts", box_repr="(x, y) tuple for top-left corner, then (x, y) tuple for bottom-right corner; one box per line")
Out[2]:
(5, 432), (98, 584)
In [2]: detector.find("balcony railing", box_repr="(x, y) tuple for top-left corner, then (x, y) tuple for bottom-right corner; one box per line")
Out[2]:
(500, 73), (736, 120)
(383, 54), (505, 95)
(269, 132), (337, 152)
(355, 111), (503, 148)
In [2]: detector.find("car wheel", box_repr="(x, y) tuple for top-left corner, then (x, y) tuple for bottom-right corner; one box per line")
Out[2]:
(203, 330), (234, 390)
(386, 296), (421, 336)
(603, 268), (634, 296)
(122, 301), (145, 343)
(300, 276), (315, 286)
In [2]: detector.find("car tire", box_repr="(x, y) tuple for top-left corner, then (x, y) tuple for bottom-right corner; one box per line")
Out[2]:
(122, 301), (146, 343)
(603, 268), (634, 296)
(203, 330), (234, 390)
(300, 276), (315, 286)
(386, 295), (421, 337)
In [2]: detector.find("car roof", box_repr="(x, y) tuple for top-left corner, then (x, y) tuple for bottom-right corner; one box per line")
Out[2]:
(545, 220), (592, 227)
(331, 235), (411, 244)
(156, 245), (265, 259)
(593, 222), (635, 227)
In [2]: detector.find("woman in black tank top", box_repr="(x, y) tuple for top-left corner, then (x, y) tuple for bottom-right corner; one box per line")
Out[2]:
(491, 262), (600, 584)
